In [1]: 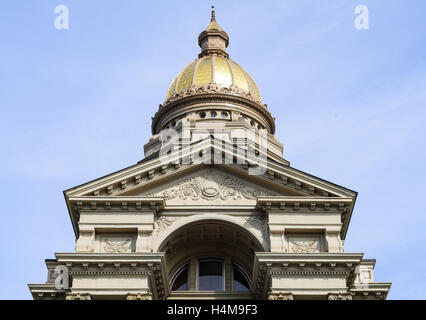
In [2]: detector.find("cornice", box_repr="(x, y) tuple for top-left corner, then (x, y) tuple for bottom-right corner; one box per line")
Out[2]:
(68, 197), (164, 238)
(55, 252), (166, 262)
(257, 196), (353, 209)
(257, 196), (353, 233)
(28, 283), (67, 297)
(55, 252), (168, 299)
(254, 252), (364, 264)
(350, 282), (392, 300)
(69, 196), (164, 212)
(252, 252), (364, 299)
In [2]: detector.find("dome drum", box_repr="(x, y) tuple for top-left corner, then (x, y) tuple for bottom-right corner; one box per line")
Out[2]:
(152, 94), (275, 135)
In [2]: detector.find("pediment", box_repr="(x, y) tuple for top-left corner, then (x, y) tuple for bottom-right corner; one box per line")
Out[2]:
(64, 139), (358, 238)
(65, 153), (356, 201)
(65, 139), (357, 206)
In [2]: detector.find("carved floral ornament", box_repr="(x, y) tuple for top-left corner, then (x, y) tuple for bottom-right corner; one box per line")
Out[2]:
(164, 83), (263, 106)
(66, 293), (91, 300)
(148, 169), (274, 201)
(152, 216), (180, 240)
(268, 292), (294, 300)
(126, 293), (152, 300)
(328, 293), (353, 300)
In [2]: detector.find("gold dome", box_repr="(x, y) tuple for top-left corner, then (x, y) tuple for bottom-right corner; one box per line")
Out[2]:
(164, 8), (262, 105)
(165, 56), (261, 104)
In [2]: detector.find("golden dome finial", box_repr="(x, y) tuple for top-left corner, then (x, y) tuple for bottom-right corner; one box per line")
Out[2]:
(198, 5), (229, 58)
(211, 6), (216, 22)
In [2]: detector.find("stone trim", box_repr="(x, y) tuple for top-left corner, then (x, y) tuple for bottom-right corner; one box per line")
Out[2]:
(65, 293), (91, 300)
(252, 253), (364, 299)
(328, 292), (353, 300)
(56, 253), (168, 300)
(268, 292), (294, 300)
(126, 292), (153, 300)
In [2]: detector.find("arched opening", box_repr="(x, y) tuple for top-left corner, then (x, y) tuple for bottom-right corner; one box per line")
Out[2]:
(170, 257), (252, 292)
(232, 262), (251, 291)
(198, 258), (224, 291)
(158, 219), (264, 296)
(170, 263), (189, 291)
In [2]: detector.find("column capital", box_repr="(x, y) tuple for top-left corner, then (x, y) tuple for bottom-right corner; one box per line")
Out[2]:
(65, 293), (91, 300)
(328, 292), (353, 300)
(268, 292), (294, 300)
(126, 292), (152, 300)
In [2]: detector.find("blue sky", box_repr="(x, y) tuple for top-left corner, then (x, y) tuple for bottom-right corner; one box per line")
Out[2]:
(0, 0), (425, 299)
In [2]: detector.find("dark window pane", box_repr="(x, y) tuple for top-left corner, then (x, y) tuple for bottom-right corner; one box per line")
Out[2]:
(171, 265), (189, 291)
(233, 264), (250, 291)
(198, 260), (223, 291)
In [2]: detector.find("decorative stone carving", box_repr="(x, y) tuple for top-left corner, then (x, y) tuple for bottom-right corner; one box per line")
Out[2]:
(149, 169), (274, 201)
(242, 216), (268, 241)
(152, 216), (180, 240)
(328, 293), (353, 300)
(289, 240), (319, 253)
(103, 239), (131, 253)
(165, 84), (262, 105)
(268, 292), (294, 300)
(65, 293), (91, 300)
(126, 293), (152, 300)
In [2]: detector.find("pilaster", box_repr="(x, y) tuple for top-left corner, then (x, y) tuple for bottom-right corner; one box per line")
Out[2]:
(75, 227), (95, 252)
(325, 230), (344, 253)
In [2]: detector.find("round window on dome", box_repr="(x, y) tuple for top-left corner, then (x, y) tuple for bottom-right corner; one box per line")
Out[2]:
(221, 112), (228, 119)
(211, 111), (217, 118)
(200, 112), (206, 119)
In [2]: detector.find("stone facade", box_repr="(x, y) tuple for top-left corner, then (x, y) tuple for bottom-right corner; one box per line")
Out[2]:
(28, 9), (391, 300)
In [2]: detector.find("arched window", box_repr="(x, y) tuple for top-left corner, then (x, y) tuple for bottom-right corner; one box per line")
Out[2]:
(197, 258), (224, 291)
(170, 258), (252, 292)
(232, 263), (251, 291)
(170, 263), (189, 291)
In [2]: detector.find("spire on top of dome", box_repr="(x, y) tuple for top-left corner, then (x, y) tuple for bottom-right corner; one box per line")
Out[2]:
(198, 6), (229, 58)
(206, 6), (223, 31)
